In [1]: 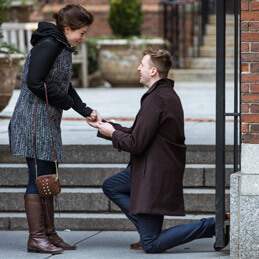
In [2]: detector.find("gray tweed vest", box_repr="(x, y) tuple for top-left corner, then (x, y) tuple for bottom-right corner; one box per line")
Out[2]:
(8, 48), (72, 162)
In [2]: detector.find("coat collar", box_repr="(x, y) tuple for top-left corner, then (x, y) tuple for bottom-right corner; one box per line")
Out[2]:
(140, 78), (174, 104)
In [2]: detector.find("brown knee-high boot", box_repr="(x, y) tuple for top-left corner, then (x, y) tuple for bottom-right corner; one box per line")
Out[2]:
(43, 196), (76, 250)
(25, 194), (63, 254)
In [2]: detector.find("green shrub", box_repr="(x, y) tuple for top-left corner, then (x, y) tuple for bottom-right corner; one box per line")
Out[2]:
(0, 0), (12, 38)
(73, 37), (100, 75)
(108, 0), (144, 38)
(0, 0), (25, 54)
(87, 37), (99, 74)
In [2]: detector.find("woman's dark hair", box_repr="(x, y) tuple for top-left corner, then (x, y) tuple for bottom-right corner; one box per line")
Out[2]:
(53, 4), (94, 31)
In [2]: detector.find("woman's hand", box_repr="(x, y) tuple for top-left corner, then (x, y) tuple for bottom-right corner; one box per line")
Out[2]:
(87, 110), (102, 128)
(87, 110), (97, 122)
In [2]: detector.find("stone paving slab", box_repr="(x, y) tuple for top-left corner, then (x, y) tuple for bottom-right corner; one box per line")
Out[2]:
(0, 231), (230, 259)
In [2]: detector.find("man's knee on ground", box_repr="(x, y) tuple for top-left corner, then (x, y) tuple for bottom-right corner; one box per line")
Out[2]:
(141, 240), (161, 254)
(102, 177), (113, 196)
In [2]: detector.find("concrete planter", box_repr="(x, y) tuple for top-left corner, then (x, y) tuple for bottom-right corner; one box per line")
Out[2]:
(0, 54), (24, 112)
(97, 39), (166, 87)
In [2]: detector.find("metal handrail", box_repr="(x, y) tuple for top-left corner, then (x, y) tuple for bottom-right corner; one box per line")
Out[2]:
(160, 0), (211, 68)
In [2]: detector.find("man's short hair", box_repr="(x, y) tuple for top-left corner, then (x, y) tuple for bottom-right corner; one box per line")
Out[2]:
(143, 48), (172, 78)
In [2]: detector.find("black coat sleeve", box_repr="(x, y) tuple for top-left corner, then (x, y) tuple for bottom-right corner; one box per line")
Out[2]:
(67, 83), (93, 117)
(27, 37), (74, 110)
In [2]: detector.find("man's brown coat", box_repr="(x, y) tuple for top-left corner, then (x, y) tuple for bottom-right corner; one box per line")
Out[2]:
(111, 78), (186, 216)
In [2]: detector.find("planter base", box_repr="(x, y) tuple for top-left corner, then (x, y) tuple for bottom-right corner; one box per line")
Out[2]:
(98, 39), (166, 87)
(0, 54), (24, 112)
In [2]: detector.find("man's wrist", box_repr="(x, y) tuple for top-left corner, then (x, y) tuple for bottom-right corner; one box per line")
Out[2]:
(111, 129), (116, 137)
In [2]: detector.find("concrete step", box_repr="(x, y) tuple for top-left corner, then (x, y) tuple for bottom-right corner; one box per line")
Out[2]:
(205, 24), (235, 35)
(0, 144), (235, 164)
(0, 188), (230, 213)
(203, 35), (235, 46)
(169, 69), (234, 82)
(0, 164), (234, 188)
(188, 57), (234, 69)
(200, 46), (234, 57)
(209, 14), (235, 25)
(0, 212), (215, 231)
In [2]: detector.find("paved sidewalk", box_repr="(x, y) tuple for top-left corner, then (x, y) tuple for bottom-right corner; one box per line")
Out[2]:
(0, 231), (230, 259)
(0, 82), (235, 145)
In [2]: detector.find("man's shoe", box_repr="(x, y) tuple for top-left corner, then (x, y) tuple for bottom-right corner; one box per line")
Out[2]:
(214, 212), (230, 251)
(130, 241), (143, 250)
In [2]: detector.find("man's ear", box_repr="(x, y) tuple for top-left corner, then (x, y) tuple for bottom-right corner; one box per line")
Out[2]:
(150, 67), (158, 76)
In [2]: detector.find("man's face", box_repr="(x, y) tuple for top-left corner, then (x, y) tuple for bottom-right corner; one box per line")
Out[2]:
(137, 55), (153, 87)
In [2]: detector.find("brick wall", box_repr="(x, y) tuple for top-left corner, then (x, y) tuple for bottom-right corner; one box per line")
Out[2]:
(241, 0), (259, 143)
(31, 0), (163, 37)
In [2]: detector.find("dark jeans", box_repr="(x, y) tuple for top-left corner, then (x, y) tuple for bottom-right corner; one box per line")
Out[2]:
(102, 166), (215, 253)
(26, 157), (57, 194)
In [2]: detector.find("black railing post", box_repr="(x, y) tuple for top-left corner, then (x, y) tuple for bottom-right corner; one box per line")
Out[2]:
(197, 0), (202, 56)
(234, 0), (241, 172)
(175, 4), (180, 67)
(191, 2), (195, 57)
(215, 0), (226, 248)
(201, 0), (210, 35)
(163, 3), (168, 40)
(160, 0), (211, 68)
(182, 3), (186, 68)
(171, 4), (175, 65)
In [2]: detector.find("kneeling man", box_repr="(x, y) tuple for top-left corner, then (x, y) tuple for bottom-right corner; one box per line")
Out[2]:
(88, 48), (225, 253)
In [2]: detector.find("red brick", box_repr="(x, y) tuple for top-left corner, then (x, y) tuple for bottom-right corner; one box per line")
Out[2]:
(242, 63), (249, 72)
(251, 43), (259, 51)
(241, 33), (259, 42)
(242, 114), (259, 123)
(242, 134), (259, 143)
(250, 22), (259, 31)
(251, 84), (259, 93)
(241, 83), (249, 93)
(241, 22), (249, 31)
(242, 103), (249, 113)
(241, 93), (259, 102)
(241, 43), (249, 51)
(241, 12), (259, 21)
(242, 74), (259, 83)
(251, 2), (259, 11)
(241, 123), (249, 133)
(241, 1), (249, 11)
(251, 104), (259, 113)
(241, 53), (259, 62)
(251, 63), (259, 73)
(250, 125), (259, 133)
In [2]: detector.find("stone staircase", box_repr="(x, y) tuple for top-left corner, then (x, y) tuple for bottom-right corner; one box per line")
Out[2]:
(0, 144), (233, 231)
(169, 14), (235, 82)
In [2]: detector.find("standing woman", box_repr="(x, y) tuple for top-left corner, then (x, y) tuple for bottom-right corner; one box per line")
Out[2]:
(9, 5), (96, 254)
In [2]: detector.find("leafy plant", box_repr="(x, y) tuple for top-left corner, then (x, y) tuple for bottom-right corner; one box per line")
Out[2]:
(0, 0), (12, 39)
(108, 0), (144, 38)
(0, 42), (24, 54)
(0, 0), (26, 54)
(87, 37), (99, 74)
